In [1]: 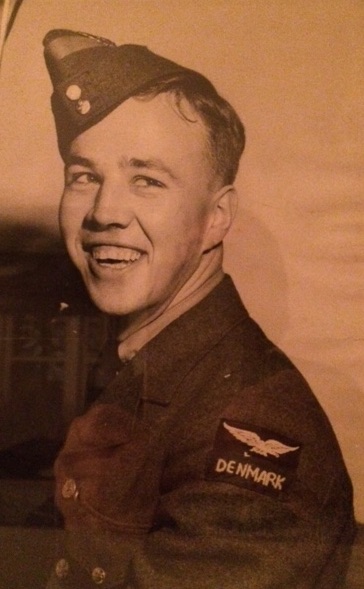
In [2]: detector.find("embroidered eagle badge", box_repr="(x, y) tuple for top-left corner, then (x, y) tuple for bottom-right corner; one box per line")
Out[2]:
(223, 422), (300, 458)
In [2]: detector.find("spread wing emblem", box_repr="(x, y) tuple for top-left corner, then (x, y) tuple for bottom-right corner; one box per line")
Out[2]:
(223, 422), (299, 458)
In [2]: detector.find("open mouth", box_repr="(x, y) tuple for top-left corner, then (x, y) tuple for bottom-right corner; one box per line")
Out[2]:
(89, 245), (143, 268)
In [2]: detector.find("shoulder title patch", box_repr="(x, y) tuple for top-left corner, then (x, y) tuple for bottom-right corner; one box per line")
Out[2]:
(205, 419), (301, 499)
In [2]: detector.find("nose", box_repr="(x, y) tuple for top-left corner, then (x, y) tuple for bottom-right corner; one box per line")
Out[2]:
(87, 179), (134, 229)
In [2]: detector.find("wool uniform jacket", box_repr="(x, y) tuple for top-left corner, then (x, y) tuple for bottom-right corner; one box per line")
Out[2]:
(48, 276), (356, 589)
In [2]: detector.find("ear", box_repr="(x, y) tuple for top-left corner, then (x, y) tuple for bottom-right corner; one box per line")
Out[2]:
(203, 185), (237, 252)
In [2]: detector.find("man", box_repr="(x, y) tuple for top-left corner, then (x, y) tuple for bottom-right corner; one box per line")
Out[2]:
(43, 29), (355, 588)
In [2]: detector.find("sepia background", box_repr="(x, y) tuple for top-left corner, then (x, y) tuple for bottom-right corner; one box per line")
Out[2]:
(0, 0), (363, 532)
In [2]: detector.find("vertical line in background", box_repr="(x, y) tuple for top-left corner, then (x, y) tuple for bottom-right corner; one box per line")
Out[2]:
(0, 0), (24, 75)
(0, 0), (12, 72)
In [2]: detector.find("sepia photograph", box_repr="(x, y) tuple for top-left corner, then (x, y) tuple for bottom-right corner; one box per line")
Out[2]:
(0, 1), (363, 587)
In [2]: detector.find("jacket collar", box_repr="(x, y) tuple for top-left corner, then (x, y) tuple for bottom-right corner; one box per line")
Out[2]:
(137, 274), (249, 406)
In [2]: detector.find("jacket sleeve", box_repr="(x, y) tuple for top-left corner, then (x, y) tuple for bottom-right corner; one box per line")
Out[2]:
(131, 368), (356, 589)
(133, 447), (354, 589)
(47, 370), (355, 589)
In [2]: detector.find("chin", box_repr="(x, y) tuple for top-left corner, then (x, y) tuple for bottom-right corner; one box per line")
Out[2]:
(82, 281), (120, 313)
(89, 291), (135, 316)
(84, 281), (146, 318)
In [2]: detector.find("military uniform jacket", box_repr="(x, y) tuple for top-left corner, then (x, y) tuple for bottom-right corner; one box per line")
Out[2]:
(49, 276), (355, 588)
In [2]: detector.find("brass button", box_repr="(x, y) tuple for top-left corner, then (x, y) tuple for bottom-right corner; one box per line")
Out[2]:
(76, 99), (91, 115)
(91, 566), (106, 584)
(62, 478), (78, 499)
(55, 558), (69, 579)
(66, 84), (82, 100)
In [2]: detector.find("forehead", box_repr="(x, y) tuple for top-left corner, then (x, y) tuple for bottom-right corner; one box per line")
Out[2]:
(68, 93), (210, 163)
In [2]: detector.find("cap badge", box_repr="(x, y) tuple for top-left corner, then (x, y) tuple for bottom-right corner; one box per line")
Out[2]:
(65, 84), (91, 115)
(76, 99), (91, 115)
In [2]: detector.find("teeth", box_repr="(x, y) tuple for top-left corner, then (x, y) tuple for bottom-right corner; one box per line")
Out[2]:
(91, 245), (142, 263)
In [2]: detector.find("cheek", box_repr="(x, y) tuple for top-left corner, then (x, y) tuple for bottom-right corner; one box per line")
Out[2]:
(172, 196), (211, 233)
(156, 213), (208, 262)
(177, 202), (211, 245)
(59, 195), (85, 240)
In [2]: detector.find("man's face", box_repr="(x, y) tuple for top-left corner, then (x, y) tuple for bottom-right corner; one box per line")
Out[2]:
(60, 93), (221, 324)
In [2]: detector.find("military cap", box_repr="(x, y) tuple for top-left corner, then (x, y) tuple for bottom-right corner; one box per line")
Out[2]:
(43, 29), (212, 157)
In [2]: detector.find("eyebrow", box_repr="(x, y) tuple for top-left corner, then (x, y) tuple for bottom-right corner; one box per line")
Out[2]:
(64, 155), (95, 168)
(127, 158), (178, 181)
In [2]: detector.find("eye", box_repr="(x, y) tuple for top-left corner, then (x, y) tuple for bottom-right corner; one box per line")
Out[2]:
(133, 175), (166, 189)
(65, 171), (100, 187)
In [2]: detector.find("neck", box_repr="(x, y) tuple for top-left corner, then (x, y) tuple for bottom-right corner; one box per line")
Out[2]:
(116, 244), (224, 347)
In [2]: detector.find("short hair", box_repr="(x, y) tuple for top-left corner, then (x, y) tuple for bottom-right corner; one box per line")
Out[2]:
(134, 73), (245, 186)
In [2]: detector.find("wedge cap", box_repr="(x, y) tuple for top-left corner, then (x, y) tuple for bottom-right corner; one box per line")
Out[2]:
(43, 29), (210, 157)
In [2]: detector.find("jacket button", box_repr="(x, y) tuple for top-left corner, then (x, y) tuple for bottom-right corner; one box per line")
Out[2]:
(55, 558), (69, 579)
(62, 478), (79, 499)
(91, 566), (106, 584)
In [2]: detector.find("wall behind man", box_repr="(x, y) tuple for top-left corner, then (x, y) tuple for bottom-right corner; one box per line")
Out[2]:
(0, 0), (363, 521)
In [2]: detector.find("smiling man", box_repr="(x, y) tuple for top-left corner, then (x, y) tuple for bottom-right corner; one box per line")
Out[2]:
(61, 92), (234, 333)
(43, 30), (355, 589)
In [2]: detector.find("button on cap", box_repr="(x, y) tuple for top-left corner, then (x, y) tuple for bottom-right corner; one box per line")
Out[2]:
(76, 99), (91, 114)
(62, 478), (78, 499)
(55, 558), (69, 579)
(66, 84), (82, 100)
(92, 567), (106, 584)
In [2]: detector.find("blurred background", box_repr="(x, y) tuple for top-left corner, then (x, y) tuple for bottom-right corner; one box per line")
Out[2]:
(0, 0), (363, 530)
